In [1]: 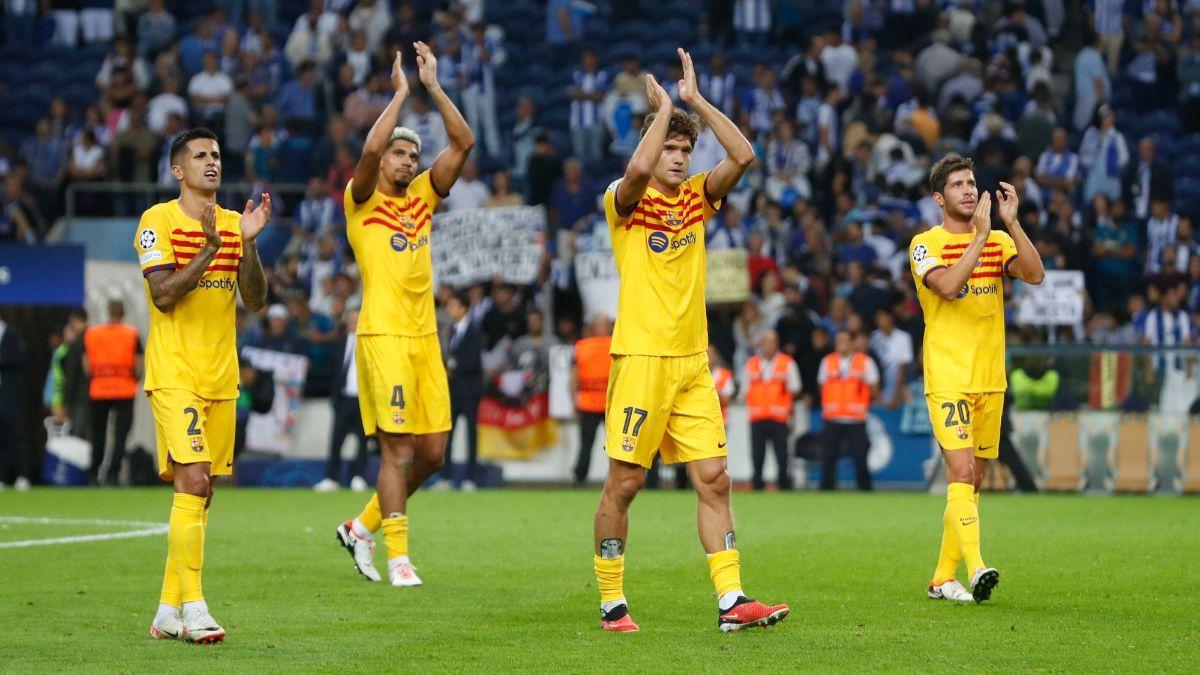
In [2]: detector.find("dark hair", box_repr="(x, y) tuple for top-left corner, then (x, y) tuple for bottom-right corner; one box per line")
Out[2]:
(641, 109), (700, 146)
(169, 127), (219, 165)
(929, 154), (975, 195)
(68, 308), (88, 323)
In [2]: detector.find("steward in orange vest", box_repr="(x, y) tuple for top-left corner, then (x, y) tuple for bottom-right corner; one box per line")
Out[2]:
(741, 330), (800, 491)
(816, 330), (879, 491)
(82, 300), (142, 486)
(572, 314), (613, 486)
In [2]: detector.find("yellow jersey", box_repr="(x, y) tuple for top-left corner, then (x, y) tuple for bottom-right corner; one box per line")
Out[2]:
(344, 170), (443, 337)
(909, 226), (1019, 395)
(604, 173), (721, 356)
(135, 200), (242, 400)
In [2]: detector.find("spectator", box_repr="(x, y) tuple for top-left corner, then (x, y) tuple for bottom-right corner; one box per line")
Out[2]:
(147, 78), (189, 135)
(0, 315), (29, 490)
(509, 96), (541, 185)
(189, 51), (235, 129)
(481, 284), (526, 350)
(549, 159), (591, 233)
(137, 0), (176, 58)
(742, 330), (800, 491)
(700, 53), (737, 117)
(1079, 105), (1128, 202)
(870, 309), (913, 410)
(179, 15), (220, 77)
(444, 158), (491, 212)
(818, 329), (878, 491)
(1073, 30), (1111, 131)
(764, 118), (812, 203)
(343, 72), (392, 134)
(572, 313), (612, 486)
(1122, 137), (1173, 222)
(1146, 198), (1182, 276)
(20, 118), (67, 221)
(284, 0), (337, 69)
(484, 170), (523, 208)
(1035, 128), (1081, 193)
(569, 49), (609, 165)
(820, 29), (858, 91)
(460, 20), (504, 159)
(1090, 195), (1139, 309)
(246, 122), (283, 182)
(733, 0), (771, 46)
(97, 38), (152, 91)
(611, 55), (649, 115)
(314, 307), (370, 492)
(83, 301), (141, 486)
(708, 204), (748, 250)
(401, 94), (449, 162)
(259, 303), (303, 353)
(275, 60), (319, 133)
(441, 293), (485, 491)
(296, 175), (339, 243)
(547, 0), (587, 46)
(112, 104), (158, 183)
(1, 177), (39, 242)
(525, 132), (561, 206)
(744, 65), (786, 142)
(348, 0), (389, 53)
(66, 130), (107, 184)
(1144, 280), (1198, 413)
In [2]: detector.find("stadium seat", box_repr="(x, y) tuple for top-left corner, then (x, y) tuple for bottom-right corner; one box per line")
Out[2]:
(1043, 414), (1082, 491)
(1175, 156), (1200, 179)
(1113, 415), (1151, 492)
(1154, 426), (1184, 494)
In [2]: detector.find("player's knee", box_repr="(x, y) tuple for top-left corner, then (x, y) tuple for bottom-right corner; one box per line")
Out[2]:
(607, 471), (644, 507)
(174, 466), (209, 497)
(695, 466), (731, 499)
(946, 463), (975, 485)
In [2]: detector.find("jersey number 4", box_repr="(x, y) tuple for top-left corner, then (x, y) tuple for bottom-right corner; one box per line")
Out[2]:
(942, 400), (971, 427)
(391, 385), (406, 409)
(621, 407), (648, 436)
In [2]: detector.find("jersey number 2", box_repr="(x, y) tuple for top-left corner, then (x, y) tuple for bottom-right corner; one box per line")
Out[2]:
(942, 400), (971, 427)
(183, 407), (200, 435)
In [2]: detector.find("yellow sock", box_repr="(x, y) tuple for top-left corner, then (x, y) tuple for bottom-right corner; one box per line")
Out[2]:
(594, 555), (625, 603)
(159, 551), (181, 607)
(381, 514), (409, 559)
(707, 549), (743, 597)
(945, 482), (984, 574)
(931, 520), (961, 585)
(168, 493), (207, 604)
(358, 493), (382, 533)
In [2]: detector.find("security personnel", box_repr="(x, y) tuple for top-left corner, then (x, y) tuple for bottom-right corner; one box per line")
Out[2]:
(817, 329), (879, 491)
(709, 345), (736, 423)
(572, 314), (613, 487)
(83, 300), (142, 485)
(742, 330), (801, 491)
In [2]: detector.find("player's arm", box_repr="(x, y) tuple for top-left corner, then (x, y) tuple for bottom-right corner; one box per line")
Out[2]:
(416, 40), (475, 197)
(145, 202), (223, 312)
(924, 192), (993, 300)
(350, 51), (409, 205)
(613, 74), (674, 216)
(676, 48), (753, 200)
(238, 194), (272, 311)
(996, 181), (1045, 285)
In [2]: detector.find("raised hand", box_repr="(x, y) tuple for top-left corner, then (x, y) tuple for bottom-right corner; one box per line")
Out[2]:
(413, 41), (439, 89)
(996, 181), (1019, 226)
(645, 73), (672, 114)
(677, 47), (700, 105)
(391, 50), (409, 98)
(241, 193), (271, 243)
(971, 191), (993, 242)
(200, 201), (221, 250)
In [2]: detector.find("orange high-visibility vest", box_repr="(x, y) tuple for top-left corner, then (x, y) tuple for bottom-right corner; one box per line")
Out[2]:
(746, 353), (796, 423)
(713, 366), (734, 422)
(84, 323), (139, 400)
(575, 336), (612, 413)
(820, 352), (871, 422)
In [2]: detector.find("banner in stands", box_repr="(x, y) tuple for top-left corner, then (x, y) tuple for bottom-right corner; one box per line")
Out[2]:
(547, 345), (576, 420)
(0, 244), (84, 306)
(705, 249), (750, 304)
(1017, 270), (1085, 325)
(432, 206), (546, 288)
(478, 353), (559, 459)
(574, 251), (619, 322)
(241, 347), (309, 453)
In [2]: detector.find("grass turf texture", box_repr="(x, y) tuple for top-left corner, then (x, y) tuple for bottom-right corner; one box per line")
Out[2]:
(1, 488), (1197, 672)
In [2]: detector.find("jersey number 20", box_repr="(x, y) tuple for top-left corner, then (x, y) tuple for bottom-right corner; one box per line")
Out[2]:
(942, 400), (971, 427)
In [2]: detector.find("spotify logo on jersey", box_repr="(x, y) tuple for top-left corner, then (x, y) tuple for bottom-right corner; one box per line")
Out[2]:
(391, 233), (409, 251)
(648, 231), (669, 253)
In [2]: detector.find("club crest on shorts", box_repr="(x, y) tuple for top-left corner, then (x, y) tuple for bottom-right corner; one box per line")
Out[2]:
(956, 426), (968, 441)
(621, 436), (634, 453)
(393, 411), (405, 425)
(190, 437), (204, 452)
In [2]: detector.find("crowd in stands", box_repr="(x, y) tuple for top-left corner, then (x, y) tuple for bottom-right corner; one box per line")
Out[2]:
(3, 0), (1200, 420)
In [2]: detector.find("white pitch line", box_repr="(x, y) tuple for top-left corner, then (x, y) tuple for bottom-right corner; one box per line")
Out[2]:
(0, 516), (167, 549)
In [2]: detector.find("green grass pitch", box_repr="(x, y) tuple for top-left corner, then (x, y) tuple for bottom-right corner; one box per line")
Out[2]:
(1, 488), (1198, 672)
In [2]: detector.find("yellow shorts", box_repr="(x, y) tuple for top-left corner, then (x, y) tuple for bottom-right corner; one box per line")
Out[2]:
(357, 333), (451, 436)
(148, 389), (236, 480)
(605, 353), (727, 469)
(925, 391), (1003, 458)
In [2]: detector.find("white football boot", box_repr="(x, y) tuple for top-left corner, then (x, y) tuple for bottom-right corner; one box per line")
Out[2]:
(927, 579), (974, 602)
(969, 567), (1000, 603)
(181, 609), (226, 644)
(148, 610), (183, 640)
(388, 559), (423, 587)
(335, 521), (381, 582)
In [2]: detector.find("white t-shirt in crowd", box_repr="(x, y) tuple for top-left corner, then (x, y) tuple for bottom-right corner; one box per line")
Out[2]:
(444, 178), (491, 212)
(188, 71), (233, 114)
